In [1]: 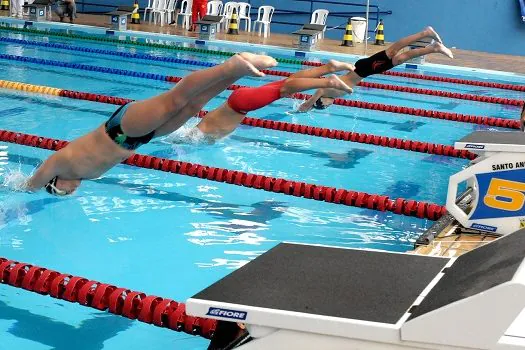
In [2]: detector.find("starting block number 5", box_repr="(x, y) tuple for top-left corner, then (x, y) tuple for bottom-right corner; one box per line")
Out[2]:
(484, 178), (525, 212)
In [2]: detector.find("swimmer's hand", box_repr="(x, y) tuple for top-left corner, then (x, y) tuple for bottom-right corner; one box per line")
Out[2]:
(297, 102), (313, 113)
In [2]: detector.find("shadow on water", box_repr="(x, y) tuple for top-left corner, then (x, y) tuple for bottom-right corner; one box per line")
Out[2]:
(0, 299), (132, 350)
(261, 110), (427, 132)
(0, 91), (110, 117)
(228, 135), (373, 169)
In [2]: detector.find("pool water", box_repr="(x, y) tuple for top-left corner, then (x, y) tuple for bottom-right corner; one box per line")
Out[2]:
(0, 24), (524, 350)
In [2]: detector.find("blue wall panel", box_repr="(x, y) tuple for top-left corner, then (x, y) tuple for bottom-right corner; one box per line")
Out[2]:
(79, 0), (525, 56)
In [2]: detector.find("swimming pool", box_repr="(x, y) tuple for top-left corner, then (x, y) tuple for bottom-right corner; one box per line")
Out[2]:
(0, 20), (524, 350)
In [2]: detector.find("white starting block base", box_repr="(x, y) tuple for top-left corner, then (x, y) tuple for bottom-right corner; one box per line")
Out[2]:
(25, 0), (51, 22)
(197, 15), (222, 41)
(187, 232), (525, 350)
(292, 24), (325, 52)
(448, 131), (525, 235)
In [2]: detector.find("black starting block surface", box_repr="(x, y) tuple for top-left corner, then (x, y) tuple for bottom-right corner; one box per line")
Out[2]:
(409, 230), (525, 320)
(25, 0), (51, 6)
(458, 131), (525, 146)
(302, 23), (326, 31)
(292, 29), (322, 36)
(192, 243), (449, 324)
(200, 15), (222, 22)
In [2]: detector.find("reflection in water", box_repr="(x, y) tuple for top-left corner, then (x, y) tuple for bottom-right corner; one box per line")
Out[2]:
(0, 300), (132, 350)
(0, 145), (8, 178)
(186, 220), (271, 246)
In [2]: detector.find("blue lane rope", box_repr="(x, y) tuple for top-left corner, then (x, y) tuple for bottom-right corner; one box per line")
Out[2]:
(0, 37), (215, 68)
(0, 53), (175, 81)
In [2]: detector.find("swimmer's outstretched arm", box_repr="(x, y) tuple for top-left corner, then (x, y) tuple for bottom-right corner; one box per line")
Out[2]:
(297, 89), (326, 112)
(25, 153), (63, 191)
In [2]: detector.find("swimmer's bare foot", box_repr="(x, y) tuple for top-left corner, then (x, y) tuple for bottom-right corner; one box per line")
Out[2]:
(424, 26), (442, 44)
(327, 59), (355, 72)
(327, 74), (353, 93)
(430, 42), (454, 59)
(238, 52), (278, 76)
(227, 53), (264, 77)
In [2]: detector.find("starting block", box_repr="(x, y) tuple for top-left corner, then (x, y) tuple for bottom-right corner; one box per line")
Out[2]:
(447, 131), (525, 235)
(106, 6), (134, 31)
(196, 15), (222, 40)
(24, 0), (51, 22)
(188, 232), (525, 349)
(292, 23), (325, 51)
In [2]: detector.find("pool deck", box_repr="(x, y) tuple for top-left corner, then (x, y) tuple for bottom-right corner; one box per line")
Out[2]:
(3, 12), (525, 74)
(412, 223), (498, 257)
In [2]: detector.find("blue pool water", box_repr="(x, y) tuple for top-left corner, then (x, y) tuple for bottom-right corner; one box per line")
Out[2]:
(0, 22), (524, 349)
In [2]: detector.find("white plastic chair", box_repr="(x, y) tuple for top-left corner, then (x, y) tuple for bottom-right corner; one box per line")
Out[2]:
(177, 0), (192, 29)
(237, 2), (251, 32)
(165, 0), (178, 24)
(143, 0), (156, 21)
(206, 0), (223, 16)
(150, 0), (168, 26)
(253, 6), (274, 38)
(310, 9), (329, 38)
(221, 2), (239, 31)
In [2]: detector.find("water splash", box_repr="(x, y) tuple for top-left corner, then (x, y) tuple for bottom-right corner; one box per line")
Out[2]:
(164, 121), (217, 145)
(2, 167), (30, 192)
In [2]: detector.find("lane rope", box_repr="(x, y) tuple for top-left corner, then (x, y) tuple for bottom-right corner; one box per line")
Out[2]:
(0, 79), (478, 160)
(0, 129), (447, 220)
(1, 25), (524, 92)
(0, 53), (519, 130)
(0, 257), (217, 339)
(0, 36), (521, 106)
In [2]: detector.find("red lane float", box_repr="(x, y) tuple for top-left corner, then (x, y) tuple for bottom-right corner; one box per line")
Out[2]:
(382, 70), (525, 93)
(57, 89), (476, 160)
(299, 60), (525, 93)
(0, 129), (447, 220)
(214, 84), (520, 130)
(261, 70), (523, 106)
(196, 111), (477, 160)
(358, 82), (524, 106)
(0, 257), (217, 339)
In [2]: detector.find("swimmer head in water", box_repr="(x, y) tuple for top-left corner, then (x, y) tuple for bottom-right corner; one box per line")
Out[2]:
(313, 97), (335, 110)
(45, 177), (81, 196)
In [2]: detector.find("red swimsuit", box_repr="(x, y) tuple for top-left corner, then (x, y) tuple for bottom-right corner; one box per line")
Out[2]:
(227, 80), (286, 114)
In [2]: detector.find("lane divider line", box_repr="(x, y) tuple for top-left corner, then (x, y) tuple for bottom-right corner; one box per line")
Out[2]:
(0, 79), (478, 160)
(1, 25), (524, 92)
(0, 129), (447, 220)
(0, 54), (519, 130)
(0, 36), (521, 106)
(0, 257), (217, 339)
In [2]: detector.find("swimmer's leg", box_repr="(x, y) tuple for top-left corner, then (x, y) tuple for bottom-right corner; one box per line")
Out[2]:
(289, 60), (355, 79)
(154, 73), (249, 137)
(280, 75), (353, 96)
(391, 42), (453, 65)
(121, 53), (276, 138)
(385, 26), (443, 59)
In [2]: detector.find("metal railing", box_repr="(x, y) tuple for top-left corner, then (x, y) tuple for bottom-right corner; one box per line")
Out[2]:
(75, 1), (119, 14)
(247, 0), (392, 35)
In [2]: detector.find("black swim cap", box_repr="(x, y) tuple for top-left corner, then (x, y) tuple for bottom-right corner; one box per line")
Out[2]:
(313, 98), (328, 110)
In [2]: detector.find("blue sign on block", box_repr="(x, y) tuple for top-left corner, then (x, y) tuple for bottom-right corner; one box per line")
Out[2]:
(112, 15), (118, 23)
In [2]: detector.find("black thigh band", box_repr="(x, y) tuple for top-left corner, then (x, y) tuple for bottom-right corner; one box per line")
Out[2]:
(354, 50), (395, 78)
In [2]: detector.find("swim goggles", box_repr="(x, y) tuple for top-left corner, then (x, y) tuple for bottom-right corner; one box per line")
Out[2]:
(45, 177), (69, 196)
